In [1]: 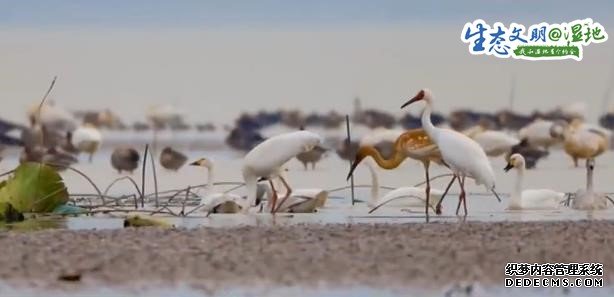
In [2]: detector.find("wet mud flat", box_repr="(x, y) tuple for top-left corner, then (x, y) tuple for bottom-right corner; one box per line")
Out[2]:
(0, 221), (613, 292)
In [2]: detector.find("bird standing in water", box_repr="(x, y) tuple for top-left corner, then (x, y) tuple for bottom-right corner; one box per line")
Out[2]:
(242, 130), (322, 213)
(401, 89), (498, 215)
(347, 128), (447, 215)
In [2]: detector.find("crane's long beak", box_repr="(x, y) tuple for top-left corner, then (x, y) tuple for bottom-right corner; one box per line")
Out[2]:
(189, 160), (200, 166)
(503, 162), (513, 172)
(400, 95), (422, 109)
(346, 159), (362, 181)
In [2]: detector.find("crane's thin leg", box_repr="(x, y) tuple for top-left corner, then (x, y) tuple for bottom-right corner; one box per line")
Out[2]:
(455, 176), (464, 216)
(461, 176), (468, 215)
(268, 179), (278, 213)
(435, 175), (456, 215)
(273, 175), (293, 213)
(423, 161), (431, 216)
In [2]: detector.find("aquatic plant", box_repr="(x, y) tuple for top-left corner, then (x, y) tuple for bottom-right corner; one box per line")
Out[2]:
(0, 162), (69, 213)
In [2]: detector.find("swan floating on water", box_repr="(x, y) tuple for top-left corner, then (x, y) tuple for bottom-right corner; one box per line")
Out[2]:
(504, 154), (565, 210)
(190, 158), (245, 214)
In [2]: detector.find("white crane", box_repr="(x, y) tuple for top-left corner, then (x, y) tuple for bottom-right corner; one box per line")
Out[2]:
(503, 154), (565, 210)
(401, 89), (498, 215)
(242, 130), (322, 213)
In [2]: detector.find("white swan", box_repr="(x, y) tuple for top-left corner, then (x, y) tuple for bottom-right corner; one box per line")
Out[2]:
(504, 154), (565, 210)
(361, 159), (444, 212)
(190, 158), (245, 214)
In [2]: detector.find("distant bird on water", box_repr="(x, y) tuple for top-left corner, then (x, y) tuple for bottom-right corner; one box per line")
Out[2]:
(242, 130), (322, 213)
(70, 124), (103, 162)
(335, 138), (359, 161)
(295, 145), (327, 170)
(20, 146), (78, 171)
(558, 120), (608, 167)
(111, 147), (140, 174)
(401, 89), (498, 215)
(506, 138), (549, 169)
(159, 147), (188, 171)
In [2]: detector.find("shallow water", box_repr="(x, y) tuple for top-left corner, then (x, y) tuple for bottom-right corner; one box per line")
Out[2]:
(2, 132), (614, 230)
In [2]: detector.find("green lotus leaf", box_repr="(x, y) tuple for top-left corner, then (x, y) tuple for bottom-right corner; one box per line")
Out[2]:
(1, 162), (69, 213)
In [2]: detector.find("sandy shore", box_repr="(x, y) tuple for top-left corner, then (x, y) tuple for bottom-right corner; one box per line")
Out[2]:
(0, 221), (613, 291)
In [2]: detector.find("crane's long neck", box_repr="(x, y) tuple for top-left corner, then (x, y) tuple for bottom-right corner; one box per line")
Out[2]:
(365, 158), (380, 208)
(357, 146), (405, 170)
(420, 102), (438, 141)
(510, 167), (524, 208)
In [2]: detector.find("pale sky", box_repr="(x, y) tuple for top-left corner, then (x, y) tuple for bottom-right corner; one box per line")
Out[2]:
(1, 1), (613, 125)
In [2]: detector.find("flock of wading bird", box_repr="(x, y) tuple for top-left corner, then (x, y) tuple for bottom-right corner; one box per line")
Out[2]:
(190, 89), (611, 216)
(1, 87), (611, 216)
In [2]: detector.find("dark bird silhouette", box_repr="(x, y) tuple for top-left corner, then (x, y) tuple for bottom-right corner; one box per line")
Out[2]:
(159, 147), (188, 171)
(296, 145), (327, 170)
(506, 138), (549, 169)
(111, 147), (140, 174)
(336, 138), (359, 161)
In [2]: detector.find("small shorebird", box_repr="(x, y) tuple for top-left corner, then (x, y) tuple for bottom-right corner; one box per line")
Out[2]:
(295, 145), (327, 170)
(111, 147), (140, 174)
(503, 154), (565, 210)
(401, 89), (498, 215)
(242, 130), (322, 213)
(160, 147), (188, 171)
(347, 128), (446, 215)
